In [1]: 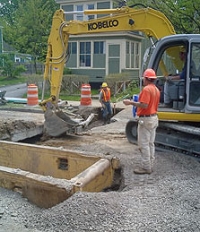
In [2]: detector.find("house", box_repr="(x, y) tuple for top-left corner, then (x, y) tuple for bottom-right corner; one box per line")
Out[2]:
(55, 0), (145, 87)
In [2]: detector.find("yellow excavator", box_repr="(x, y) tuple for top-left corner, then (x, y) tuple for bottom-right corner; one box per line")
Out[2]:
(39, 5), (200, 154)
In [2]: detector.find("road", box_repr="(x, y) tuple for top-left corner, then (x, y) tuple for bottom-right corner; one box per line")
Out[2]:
(0, 83), (27, 98)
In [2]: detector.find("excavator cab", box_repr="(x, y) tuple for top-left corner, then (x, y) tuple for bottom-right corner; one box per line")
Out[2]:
(148, 34), (200, 116)
(126, 35), (200, 154)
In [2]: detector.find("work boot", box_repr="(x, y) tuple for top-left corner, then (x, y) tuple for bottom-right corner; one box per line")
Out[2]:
(133, 167), (152, 174)
(107, 118), (111, 124)
(103, 118), (107, 125)
(107, 114), (111, 124)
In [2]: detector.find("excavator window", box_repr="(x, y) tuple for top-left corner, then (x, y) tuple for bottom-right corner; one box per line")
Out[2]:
(189, 82), (200, 105)
(188, 43), (200, 106)
(190, 43), (200, 79)
(154, 44), (188, 108)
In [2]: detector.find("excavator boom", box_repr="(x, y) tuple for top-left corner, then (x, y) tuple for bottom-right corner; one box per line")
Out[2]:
(39, 5), (177, 137)
(40, 6), (175, 108)
(40, 5), (200, 144)
(65, 7), (175, 38)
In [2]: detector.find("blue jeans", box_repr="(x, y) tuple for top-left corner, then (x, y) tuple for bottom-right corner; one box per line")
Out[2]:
(102, 101), (112, 119)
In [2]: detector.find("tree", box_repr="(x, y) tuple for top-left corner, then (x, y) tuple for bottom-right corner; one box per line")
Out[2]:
(1, 0), (58, 73)
(0, 53), (26, 78)
(0, 0), (19, 25)
(121, 0), (200, 34)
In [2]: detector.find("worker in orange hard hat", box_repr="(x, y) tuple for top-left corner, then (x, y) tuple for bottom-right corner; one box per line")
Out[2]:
(143, 68), (157, 79)
(123, 68), (160, 174)
(99, 82), (112, 125)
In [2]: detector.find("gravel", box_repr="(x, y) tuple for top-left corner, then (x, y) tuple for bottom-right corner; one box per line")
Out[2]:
(0, 106), (200, 231)
(0, 148), (200, 231)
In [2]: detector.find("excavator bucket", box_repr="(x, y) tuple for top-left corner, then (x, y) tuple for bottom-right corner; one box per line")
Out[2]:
(43, 109), (79, 137)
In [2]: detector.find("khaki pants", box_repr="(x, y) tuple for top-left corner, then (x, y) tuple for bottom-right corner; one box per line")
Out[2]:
(137, 115), (158, 170)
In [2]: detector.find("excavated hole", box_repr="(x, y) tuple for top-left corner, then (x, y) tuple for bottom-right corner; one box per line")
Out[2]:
(19, 106), (125, 192)
(21, 106), (124, 141)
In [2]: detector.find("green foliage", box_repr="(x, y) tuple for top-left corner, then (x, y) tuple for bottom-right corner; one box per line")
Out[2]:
(0, 53), (26, 78)
(0, 0), (19, 24)
(63, 67), (72, 75)
(104, 72), (139, 98)
(60, 74), (89, 93)
(123, 0), (200, 34)
(26, 74), (43, 86)
(0, 75), (27, 86)
(105, 72), (133, 81)
(1, 0), (58, 73)
(12, 65), (26, 78)
(112, 80), (140, 103)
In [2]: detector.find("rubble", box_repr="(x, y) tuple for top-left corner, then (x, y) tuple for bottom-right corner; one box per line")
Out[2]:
(0, 103), (199, 231)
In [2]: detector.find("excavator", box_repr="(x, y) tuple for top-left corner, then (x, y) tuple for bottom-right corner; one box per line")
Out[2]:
(39, 5), (200, 155)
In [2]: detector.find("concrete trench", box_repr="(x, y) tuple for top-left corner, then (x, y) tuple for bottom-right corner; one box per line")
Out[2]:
(0, 105), (124, 208)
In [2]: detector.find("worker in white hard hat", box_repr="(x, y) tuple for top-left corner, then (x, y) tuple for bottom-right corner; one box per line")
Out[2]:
(99, 82), (112, 125)
(123, 68), (160, 174)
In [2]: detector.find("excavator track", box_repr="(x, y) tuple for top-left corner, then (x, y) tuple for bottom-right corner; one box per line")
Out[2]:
(125, 120), (200, 158)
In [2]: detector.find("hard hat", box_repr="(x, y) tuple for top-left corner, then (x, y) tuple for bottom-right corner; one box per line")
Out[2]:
(102, 82), (108, 87)
(180, 46), (186, 53)
(143, 68), (157, 79)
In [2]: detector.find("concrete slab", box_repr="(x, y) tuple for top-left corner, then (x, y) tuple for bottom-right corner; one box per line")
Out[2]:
(0, 110), (44, 141)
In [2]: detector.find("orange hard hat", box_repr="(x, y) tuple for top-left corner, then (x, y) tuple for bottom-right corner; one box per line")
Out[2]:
(143, 68), (157, 79)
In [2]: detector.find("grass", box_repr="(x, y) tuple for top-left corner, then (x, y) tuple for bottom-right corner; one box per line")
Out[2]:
(0, 75), (140, 102)
(0, 76), (27, 86)
(39, 89), (100, 101)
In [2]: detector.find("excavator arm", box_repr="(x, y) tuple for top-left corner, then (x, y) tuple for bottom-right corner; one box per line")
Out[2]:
(39, 6), (177, 137)
(65, 7), (175, 38)
(40, 11), (70, 111)
(40, 6), (175, 111)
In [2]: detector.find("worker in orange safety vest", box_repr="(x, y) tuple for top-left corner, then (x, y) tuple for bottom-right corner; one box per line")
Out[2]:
(99, 82), (113, 125)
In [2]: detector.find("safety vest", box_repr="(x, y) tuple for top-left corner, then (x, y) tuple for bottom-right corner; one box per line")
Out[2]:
(101, 88), (111, 102)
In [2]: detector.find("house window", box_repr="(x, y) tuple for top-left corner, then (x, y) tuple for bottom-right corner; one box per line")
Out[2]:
(94, 41), (105, 54)
(126, 41), (140, 68)
(87, 4), (95, 20)
(62, 5), (73, 21)
(68, 42), (77, 54)
(76, 5), (83, 21)
(71, 2), (111, 21)
(74, 3), (97, 21)
(80, 42), (91, 67)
